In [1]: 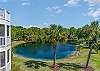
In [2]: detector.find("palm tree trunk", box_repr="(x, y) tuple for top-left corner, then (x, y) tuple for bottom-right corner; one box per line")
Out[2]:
(53, 47), (56, 66)
(86, 45), (93, 68)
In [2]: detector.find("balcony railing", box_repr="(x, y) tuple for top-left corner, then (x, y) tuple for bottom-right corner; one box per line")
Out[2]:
(0, 67), (6, 71)
(7, 37), (10, 45)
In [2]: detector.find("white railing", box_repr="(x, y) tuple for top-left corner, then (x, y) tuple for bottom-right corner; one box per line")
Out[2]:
(0, 66), (6, 71)
(7, 37), (10, 45)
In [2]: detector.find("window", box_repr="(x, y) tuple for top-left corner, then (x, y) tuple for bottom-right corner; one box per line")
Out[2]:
(0, 24), (5, 36)
(0, 9), (5, 19)
(0, 38), (5, 46)
(7, 25), (10, 36)
(3, 38), (5, 45)
(0, 38), (1, 45)
(0, 51), (5, 67)
(7, 49), (10, 63)
(0, 10), (3, 16)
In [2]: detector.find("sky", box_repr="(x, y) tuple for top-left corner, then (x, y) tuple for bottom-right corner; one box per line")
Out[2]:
(0, 0), (100, 28)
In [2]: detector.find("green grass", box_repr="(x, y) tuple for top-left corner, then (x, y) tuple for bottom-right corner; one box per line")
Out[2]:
(12, 48), (100, 71)
(12, 41), (100, 71)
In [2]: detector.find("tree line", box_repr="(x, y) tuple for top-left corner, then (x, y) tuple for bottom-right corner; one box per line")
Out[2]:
(11, 20), (100, 45)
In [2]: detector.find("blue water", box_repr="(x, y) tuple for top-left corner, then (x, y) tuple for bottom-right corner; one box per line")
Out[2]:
(15, 43), (76, 59)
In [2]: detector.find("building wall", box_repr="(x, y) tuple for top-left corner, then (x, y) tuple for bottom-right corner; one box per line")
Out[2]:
(0, 9), (11, 71)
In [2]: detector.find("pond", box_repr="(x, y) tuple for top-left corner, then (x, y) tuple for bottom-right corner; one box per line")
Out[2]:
(15, 43), (76, 60)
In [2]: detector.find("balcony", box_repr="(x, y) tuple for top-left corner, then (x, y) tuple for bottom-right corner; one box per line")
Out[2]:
(0, 9), (5, 20)
(0, 51), (5, 67)
(0, 20), (10, 47)
(0, 24), (5, 47)
(0, 8), (10, 22)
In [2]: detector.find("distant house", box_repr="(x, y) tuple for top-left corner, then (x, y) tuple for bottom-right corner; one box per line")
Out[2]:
(79, 38), (85, 44)
(97, 38), (100, 43)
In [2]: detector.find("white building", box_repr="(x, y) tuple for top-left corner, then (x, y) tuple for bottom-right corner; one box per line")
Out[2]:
(0, 8), (11, 71)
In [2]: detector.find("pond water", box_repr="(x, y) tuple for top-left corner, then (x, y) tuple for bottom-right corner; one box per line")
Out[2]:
(15, 43), (76, 60)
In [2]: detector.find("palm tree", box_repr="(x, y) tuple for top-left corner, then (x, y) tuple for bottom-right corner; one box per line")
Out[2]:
(85, 20), (99, 68)
(50, 35), (58, 68)
(90, 20), (100, 53)
(49, 24), (60, 69)
(86, 37), (96, 68)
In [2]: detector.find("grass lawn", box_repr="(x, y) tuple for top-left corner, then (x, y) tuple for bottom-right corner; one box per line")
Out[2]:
(12, 41), (100, 71)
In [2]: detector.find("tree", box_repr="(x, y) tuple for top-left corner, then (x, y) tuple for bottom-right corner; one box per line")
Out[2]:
(85, 20), (99, 68)
(49, 24), (60, 70)
(68, 27), (77, 40)
(11, 21), (100, 50)
(90, 20), (99, 53)
(86, 37), (96, 68)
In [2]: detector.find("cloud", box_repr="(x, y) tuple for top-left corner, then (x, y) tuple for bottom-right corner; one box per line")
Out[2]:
(22, 2), (31, 6)
(64, 0), (80, 6)
(46, 7), (53, 12)
(84, 0), (100, 6)
(56, 9), (63, 14)
(46, 6), (63, 14)
(88, 7), (93, 10)
(64, 4), (68, 6)
(87, 8), (100, 20)
(23, 25), (40, 28)
(21, 0), (31, 6)
(83, 0), (100, 20)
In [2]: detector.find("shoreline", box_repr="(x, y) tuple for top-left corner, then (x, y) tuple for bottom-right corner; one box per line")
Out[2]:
(11, 41), (26, 48)
(12, 41), (77, 62)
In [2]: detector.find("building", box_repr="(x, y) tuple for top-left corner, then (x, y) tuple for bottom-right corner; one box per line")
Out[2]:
(97, 38), (100, 43)
(0, 8), (11, 71)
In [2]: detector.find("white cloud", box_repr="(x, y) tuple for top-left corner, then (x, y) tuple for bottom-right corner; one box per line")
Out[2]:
(29, 25), (33, 27)
(21, 2), (31, 6)
(88, 7), (93, 10)
(43, 22), (47, 25)
(87, 9), (100, 20)
(64, 4), (68, 6)
(23, 25), (40, 28)
(21, 0), (31, 6)
(46, 6), (63, 14)
(64, 0), (80, 6)
(46, 6), (60, 12)
(84, 0), (100, 6)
